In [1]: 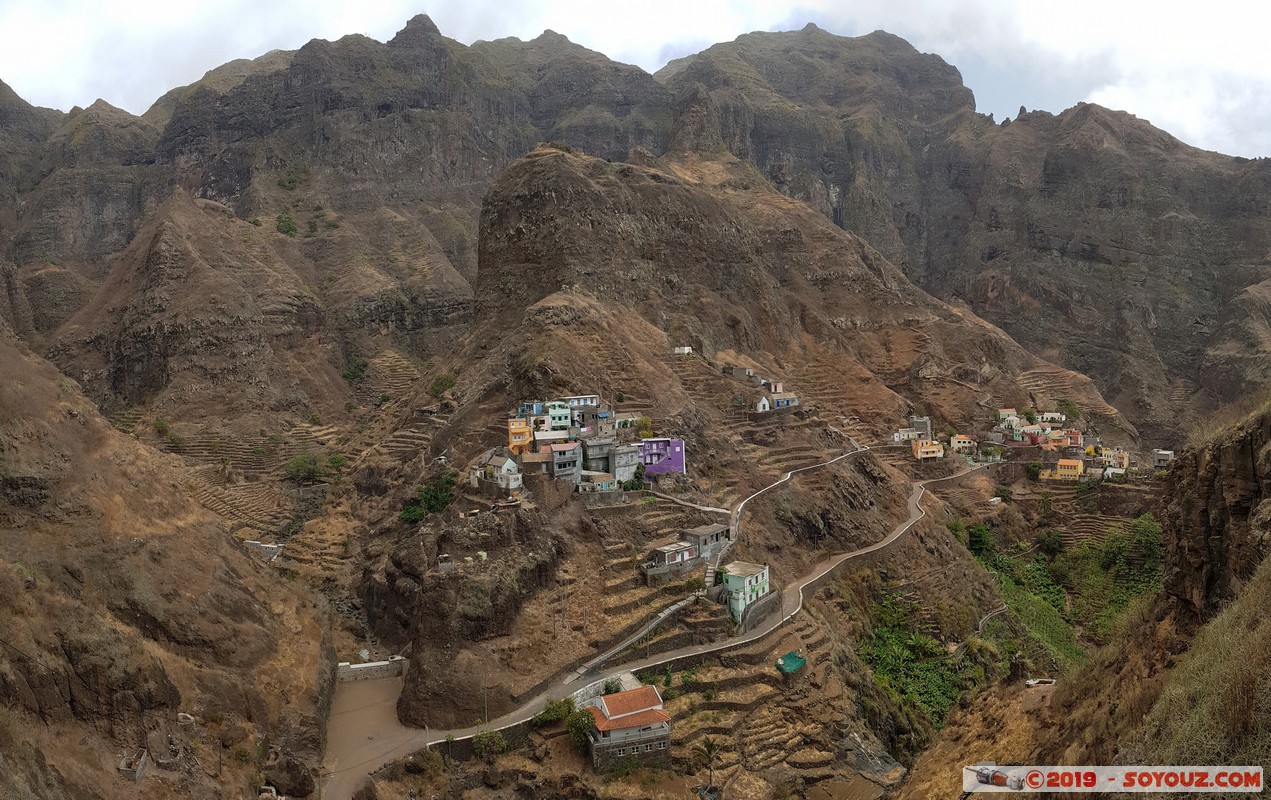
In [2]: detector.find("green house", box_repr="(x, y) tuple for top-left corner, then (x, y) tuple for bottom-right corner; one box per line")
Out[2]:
(720, 561), (770, 621)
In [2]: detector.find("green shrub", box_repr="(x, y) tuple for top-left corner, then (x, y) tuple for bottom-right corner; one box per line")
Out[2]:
(276, 212), (298, 236)
(968, 523), (995, 556)
(530, 697), (575, 728)
(327, 454), (348, 471)
(286, 454), (323, 483)
(1025, 461), (1042, 481)
(994, 485), (1013, 503)
(277, 164), (308, 190)
(400, 470), (459, 523)
(603, 679), (623, 695)
(430, 372), (457, 396)
(153, 419), (170, 437)
(472, 730), (506, 762)
(341, 356), (368, 384)
(565, 709), (596, 752)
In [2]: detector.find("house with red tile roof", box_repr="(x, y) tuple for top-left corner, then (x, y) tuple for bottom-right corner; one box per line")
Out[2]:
(584, 684), (671, 770)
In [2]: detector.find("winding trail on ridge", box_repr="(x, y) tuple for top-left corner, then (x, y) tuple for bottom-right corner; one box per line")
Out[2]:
(321, 444), (988, 798)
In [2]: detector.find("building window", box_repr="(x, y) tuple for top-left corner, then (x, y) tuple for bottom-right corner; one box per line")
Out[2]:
(644, 743), (654, 752)
(658, 741), (667, 749)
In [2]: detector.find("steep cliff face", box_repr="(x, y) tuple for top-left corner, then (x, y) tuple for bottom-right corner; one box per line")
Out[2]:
(1161, 406), (1271, 620)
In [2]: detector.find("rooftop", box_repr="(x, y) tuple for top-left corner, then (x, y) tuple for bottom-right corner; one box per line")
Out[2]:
(684, 523), (729, 537)
(597, 684), (663, 718)
(655, 541), (696, 554)
(723, 560), (767, 578)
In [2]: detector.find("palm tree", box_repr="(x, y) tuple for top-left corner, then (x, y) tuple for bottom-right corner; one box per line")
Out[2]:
(693, 736), (722, 788)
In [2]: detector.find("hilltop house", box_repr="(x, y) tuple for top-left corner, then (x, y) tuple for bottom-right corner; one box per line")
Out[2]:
(546, 401), (572, 431)
(638, 438), (686, 475)
(584, 685), (671, 770)
(1099, 448), (1131, 470)
(1040, 411), (1067, 423)
(1153, 449), (1175, 469)
(998, 408), (1017, 421)
(754, 395), (771, 413)
(673, 345), (694, 356)
(719, 561), (771, 622)
(912, 439), (945, 461)
(761, 379), (784, 393)
(723, 366), (753, 380)
(579, 404), (616, 438)
(578, 471), (618, 494)
(582, 437), (615, 472)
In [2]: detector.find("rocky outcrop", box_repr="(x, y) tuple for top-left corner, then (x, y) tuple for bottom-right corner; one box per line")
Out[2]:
(1161, 408), (1271, 621)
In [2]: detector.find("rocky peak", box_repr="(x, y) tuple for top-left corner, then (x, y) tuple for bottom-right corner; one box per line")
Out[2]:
(388, 13), (443, 48)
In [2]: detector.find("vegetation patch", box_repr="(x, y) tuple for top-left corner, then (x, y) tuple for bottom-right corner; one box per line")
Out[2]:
(400, 470), (459, 523)
(858, 593), (991, 726)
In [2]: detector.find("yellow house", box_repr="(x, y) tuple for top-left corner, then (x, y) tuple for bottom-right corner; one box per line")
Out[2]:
(507, 417), (532, 455)
(912, 439), (945, 461)
(1055, 458), (1084, 481)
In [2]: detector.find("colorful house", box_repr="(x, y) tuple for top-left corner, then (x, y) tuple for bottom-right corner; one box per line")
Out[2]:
(638, 438), (686, 475)
(546, 401), (572, 431)
(1055, 458), (1084, 481)
(578, 470), (618, 493)
(912, 439), (945, 461)
(584, 685), (670, 771)
(998, 408), (1017, 421)
(720, 561), (770, 622)
(507, 417), (532, 455)
(518, 400), (547, 417)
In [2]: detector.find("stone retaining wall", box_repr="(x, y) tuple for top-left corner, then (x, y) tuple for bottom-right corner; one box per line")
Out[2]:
(336, 655), (408, 682)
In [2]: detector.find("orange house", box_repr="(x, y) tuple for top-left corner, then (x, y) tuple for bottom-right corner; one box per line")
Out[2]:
(912, 439), (945, 461)
(507, 417), (532, 455)
(1055, 459), (1084, 481)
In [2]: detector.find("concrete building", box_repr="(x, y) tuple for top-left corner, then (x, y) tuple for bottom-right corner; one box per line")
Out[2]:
(638, 438), (686, 475)
(681, 523), (730, 558)
(720, 561), (770, 622)
(998, 408), (1017, 421)
(534, 428), (570, 447)
(559, 394), (601, 409)
(672, 346), (693, 356)
(908, 415), (933, 438)
(1153, 449), (1175, 469)
(640, 540), (701, 584)
(582, 437), (615, 472)
(579, 404), (616, 439)
(578, 471), (618, 493)
(724, 366), (753, 379)
(585, 685), (671, 771)
(543, 442), (582, 483)
(754, 395), (771, 413)
(612, 444), (641, 483)
(1040, 411), (1067, 423)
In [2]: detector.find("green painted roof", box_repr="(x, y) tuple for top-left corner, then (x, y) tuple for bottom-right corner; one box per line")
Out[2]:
(775, 651), (806, 674)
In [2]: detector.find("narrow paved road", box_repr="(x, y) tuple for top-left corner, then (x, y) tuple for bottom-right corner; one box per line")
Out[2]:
(321, 449), (986, 798)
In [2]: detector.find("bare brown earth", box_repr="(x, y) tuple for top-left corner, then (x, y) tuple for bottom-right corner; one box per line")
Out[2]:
(0, 335), (332, 798)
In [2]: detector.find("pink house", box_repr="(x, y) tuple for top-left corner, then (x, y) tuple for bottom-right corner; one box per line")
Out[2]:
(637, 438), (686, 475)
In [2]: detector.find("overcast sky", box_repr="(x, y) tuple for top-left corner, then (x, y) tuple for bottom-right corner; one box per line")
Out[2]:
(1, 0), (1268, 157)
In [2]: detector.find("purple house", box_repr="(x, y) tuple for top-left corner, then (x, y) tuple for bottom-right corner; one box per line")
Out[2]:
(638, 438), (686, 475)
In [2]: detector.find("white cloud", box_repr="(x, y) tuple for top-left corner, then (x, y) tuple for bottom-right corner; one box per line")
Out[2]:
(0, 0), (1269, 156)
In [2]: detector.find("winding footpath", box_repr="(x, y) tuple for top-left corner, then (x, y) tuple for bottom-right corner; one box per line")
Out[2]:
(321, 445), (987, 798)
